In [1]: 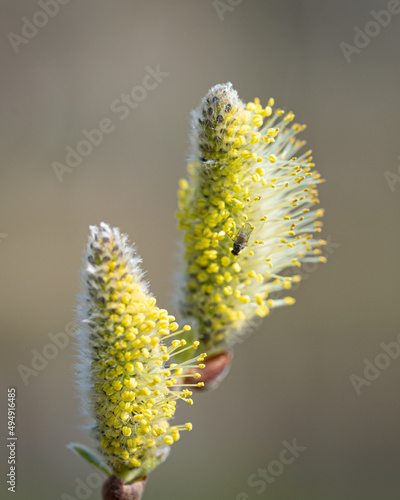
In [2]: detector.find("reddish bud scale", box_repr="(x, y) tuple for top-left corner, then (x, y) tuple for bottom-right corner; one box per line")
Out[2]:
(185, 350), (233, 390)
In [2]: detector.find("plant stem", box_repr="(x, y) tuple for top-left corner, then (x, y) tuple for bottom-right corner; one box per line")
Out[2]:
(102, 475), (147, 500)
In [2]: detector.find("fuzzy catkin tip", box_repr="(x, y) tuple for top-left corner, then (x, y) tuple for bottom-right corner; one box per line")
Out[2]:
(191, 82), (244, 162)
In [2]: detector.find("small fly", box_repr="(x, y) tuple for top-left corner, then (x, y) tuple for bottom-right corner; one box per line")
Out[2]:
(231, 222), (253, 256)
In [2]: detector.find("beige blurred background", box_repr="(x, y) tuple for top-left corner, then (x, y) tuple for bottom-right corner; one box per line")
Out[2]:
(1, 1), (400, 499)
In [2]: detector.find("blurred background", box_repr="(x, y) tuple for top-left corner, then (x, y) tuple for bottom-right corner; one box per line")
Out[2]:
(1, 1), (400, 499)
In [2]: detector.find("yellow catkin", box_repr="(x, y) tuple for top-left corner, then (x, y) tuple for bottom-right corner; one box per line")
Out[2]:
(76, 223), (200, 480)
(177, 83), (326, 355)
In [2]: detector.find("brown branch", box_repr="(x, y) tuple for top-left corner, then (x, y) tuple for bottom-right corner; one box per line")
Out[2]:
(102, 475), (147, 500)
